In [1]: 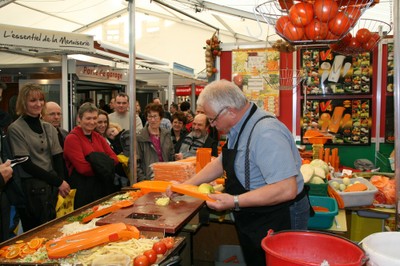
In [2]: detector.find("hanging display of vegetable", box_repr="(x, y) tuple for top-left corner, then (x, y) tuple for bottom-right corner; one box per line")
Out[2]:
(329, 19), (391, 55)
(272, 0), (376, 44)
(204, 32), (222, 77)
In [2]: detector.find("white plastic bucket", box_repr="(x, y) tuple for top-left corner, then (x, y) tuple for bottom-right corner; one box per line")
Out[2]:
(361, 232), (400, 266)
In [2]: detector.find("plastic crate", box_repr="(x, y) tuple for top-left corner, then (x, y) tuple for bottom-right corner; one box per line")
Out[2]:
(328, 177), (378, 207)
(215, 245), (246, 266)
(306, 179), (328, 197)
(308, 196), (338, 229)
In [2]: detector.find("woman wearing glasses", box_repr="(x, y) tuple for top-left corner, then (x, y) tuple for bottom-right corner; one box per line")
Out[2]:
(136, 103), (175, 181)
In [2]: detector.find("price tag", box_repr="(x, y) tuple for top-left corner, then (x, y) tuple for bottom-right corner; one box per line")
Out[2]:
(341, 169), (352, 177)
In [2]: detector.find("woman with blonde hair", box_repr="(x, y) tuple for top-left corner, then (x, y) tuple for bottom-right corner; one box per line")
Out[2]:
(8, 83), (70, 231)
(95, 109), (110, 138)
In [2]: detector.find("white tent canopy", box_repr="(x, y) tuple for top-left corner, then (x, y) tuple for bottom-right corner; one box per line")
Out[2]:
(0, 0), (394, 79)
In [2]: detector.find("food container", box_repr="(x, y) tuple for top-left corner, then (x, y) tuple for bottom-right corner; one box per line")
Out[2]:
(308, 196), (338, 229)
(215, 245), (246, 266)
(361, 232), (400, 266)
(262, 230), (367, 266)
(306, 180), (328, 197)
(328, 177), (377, 207)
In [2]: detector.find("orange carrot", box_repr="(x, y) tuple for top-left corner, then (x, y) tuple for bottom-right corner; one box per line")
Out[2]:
(344, 183), (368, 192)
(312, 206), (330, 212)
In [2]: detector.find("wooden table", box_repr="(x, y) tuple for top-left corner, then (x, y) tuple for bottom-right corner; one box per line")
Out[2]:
(0, 191), (204, 265)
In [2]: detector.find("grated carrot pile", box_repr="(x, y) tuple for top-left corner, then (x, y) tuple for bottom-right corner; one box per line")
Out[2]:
(151, 161), (196, 183)
(370, 175), (396, 205)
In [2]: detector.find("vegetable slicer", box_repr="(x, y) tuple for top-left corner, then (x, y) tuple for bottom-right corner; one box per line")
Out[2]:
(46, 223), (140, 258)
(328, 55), (346, 83)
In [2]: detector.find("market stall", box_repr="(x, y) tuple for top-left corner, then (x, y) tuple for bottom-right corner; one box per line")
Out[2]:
(0, 190), (204, 265)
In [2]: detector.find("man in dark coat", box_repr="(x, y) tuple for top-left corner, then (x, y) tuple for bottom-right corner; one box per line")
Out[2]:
(0, 82), (14, 241)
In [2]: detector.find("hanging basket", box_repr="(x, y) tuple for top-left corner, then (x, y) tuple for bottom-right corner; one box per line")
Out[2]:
(263, 68), (305, 90)
(329, 19), (391, 56)
(255, 0), (375, 45)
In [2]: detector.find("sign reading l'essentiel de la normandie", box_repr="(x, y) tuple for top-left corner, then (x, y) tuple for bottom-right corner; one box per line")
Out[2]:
(0, 24), (95, 53)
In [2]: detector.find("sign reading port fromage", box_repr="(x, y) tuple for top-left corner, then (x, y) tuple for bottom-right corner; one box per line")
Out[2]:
(0, 24), (95, 53)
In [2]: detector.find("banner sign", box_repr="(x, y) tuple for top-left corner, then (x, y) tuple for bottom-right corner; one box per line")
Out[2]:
(76, 66), (128, 84)
(0, 24), (95, 53)
(176, 85), (204, 96)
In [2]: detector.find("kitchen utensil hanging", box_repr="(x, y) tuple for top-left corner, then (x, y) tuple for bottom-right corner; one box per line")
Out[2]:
(263, 68), (305, 90)
(255, 0), (376, 45)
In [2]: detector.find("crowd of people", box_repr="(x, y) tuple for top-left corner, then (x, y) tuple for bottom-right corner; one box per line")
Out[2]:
(0, 83), (221, 238)
(0, 80), (308, 266)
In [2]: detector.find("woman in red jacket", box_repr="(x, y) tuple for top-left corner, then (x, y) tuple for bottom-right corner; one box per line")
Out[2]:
(64, 103), (119, 209)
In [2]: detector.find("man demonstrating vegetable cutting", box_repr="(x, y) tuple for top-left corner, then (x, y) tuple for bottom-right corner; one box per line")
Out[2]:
(169, 79), (309, 265)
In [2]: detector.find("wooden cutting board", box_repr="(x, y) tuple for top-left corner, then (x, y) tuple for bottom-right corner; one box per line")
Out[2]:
(96, 192), (205, 233)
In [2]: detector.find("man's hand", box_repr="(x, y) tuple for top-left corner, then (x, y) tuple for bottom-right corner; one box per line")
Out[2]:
(0, 160), (13, 183)
(206, 193), (235, 212)
(175, 153), (183, 160)
(58, 180), (71, 198)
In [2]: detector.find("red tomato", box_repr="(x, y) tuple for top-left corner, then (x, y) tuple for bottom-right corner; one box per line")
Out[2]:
(143, 249), (157, 264)
(356, 28), (371, 44)
(362, 38), (377, 51)
(348, 37), (361, 53)
(289, 2), (314, 27)
(152, 241), (167, 255)
(329, 42), (340, 51)
(343, 7), (361, 25)
(160, 237), (175, 250)
(369, 33), (380, 43)
(275, 16), (290, 35)
(134, 255), (149, 266)
(328, 12), (352, 36)
(341, 32), (353, 45)
(305, 19), (328, 40)
(314, 0), (338, 22)
(325, 31), (339, 40)
(282, 21), (304, 41)
(331, 32), (352, 53)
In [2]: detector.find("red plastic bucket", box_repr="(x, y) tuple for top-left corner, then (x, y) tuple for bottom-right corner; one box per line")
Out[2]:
(261, 230), (367, 266)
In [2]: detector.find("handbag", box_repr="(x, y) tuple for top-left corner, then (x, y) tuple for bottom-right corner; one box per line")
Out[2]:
(85, 151), (115, 184)
(1, 132), (29, 207)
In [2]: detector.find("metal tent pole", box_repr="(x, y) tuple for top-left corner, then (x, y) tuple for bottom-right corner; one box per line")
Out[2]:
(393, 0), (400, 230)
(127, 0), (137, 184)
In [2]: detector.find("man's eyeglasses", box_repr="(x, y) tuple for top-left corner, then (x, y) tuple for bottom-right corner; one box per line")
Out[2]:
(208, 107), (228, 124)
(47, 112), (62, 116)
